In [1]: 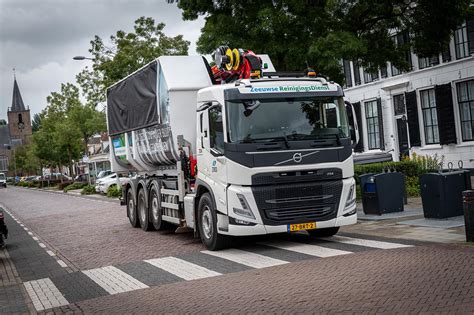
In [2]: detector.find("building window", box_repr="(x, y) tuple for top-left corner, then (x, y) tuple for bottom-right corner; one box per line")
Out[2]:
(391, 32), (412, 76)
(342, 60), (352, 88)
(380, 65), (388, 78)
(0, 156), (7, 171)
(393, 94), (406, 116)
(363, 66), (379, 84)
(418, 55), (439, 69)
(420, 89), (439, 144)
(353, 62), (361, 86)
(365, 100), (380, 149)
(455, 22), (470, 59)
(456, 80), (474, 141)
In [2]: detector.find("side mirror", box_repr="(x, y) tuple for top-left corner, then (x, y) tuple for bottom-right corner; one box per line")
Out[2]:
(345, 101), (359, 148)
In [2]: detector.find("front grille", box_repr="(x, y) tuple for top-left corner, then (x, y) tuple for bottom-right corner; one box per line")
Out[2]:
(251, 180), (342, 225)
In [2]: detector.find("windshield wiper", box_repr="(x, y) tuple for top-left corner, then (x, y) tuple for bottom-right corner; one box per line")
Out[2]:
(238, 136), (289, 149)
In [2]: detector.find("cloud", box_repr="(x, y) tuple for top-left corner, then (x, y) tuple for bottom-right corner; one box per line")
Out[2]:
(0, 0), (205, 119)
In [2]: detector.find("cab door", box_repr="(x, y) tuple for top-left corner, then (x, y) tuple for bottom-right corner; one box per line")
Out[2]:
(198, 104), (228, 214)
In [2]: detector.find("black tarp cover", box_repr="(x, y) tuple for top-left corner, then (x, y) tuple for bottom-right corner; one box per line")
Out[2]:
(107, 61), (159, 135)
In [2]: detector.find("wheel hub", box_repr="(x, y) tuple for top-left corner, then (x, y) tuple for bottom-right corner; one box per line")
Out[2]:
(202, 206), (212, 240)
(139, 196), (146, 222)
(128, 199), (134, 220)
(152, 193), (159, 221)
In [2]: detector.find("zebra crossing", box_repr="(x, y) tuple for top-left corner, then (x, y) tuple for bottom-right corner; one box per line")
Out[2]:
(22, 235), (414, 312)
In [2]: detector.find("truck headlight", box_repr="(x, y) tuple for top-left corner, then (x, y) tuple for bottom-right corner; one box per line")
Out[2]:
(232, 194), (256, 219)
(345, 183), (356, 209)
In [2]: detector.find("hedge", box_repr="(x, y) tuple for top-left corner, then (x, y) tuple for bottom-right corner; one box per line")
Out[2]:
(64, 182), (88, 192)
(81, 185), (96, 195)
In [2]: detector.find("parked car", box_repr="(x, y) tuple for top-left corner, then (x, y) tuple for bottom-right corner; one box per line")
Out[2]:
(74, 173), (90, 183)
(95, 173), (129, 194)
(0, 173), (6, 188)
(97, 170), (112, 179)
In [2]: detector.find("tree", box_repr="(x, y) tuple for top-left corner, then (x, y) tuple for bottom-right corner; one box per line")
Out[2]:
(32, 83), (105, 176)
(76, 16), (190, 106)
(31, 113), (43, 133)
(177, 0), (472, 83)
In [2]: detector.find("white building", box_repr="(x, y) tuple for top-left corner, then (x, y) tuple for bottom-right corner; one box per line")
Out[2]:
(343, 22), (474, 169)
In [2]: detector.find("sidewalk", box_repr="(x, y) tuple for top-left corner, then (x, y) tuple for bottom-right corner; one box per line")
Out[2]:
(343, 197), (467, 244)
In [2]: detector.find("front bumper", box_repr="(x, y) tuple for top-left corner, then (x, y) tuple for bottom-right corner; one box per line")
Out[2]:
(221, 177), (357, 236)
(223, 209), (357, 236)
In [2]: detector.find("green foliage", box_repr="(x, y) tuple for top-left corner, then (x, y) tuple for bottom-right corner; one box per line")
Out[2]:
(17, 181), (29, 187)
(177, 0), (471, 84)
(32, 113), (43, 133)
(76, 17), (190, 106)
(8, 145), (41, 176)
(81, 185), (96, 195)
(106, 185), (122, 198)
(31, 82), (105, 174)
(64, 182), (87, 192)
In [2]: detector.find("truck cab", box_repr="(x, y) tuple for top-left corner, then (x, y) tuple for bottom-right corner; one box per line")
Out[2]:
(193, 78), (357, 249)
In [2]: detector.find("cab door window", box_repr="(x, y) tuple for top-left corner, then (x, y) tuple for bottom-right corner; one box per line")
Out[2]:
(209, 106), (224, 153)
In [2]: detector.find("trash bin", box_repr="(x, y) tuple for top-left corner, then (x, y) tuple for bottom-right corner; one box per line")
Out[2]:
(420, 170), (471, 219)
(360, 172), (405, 215)
(463, 190), (474, 242)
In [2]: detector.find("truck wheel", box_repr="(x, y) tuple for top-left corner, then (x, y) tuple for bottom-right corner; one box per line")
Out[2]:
(307, 227), (340, 238)
(138, 188), (153, 231)
(198, 193), (230, 251)
(127, 188), (139, 228)
(149, 182), (169, 230)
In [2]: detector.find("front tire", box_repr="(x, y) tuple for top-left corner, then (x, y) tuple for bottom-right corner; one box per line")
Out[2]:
(307, 227), (340, 238)
(138, 188), (153, 231)
(198, 193), (230, 250)
(127, 188), (139, 228)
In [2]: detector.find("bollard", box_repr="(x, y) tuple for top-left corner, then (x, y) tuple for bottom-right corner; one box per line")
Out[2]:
(463, 190), (474, 242)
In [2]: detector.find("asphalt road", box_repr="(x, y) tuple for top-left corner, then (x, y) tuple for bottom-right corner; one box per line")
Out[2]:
(0, 187), (473, 314)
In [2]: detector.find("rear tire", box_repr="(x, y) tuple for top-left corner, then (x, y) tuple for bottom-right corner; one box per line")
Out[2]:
(127, 188), (139, 228)
(138, 188), (153, 231)
(198, 193), (230, 250)
(307, 227), (340, 238)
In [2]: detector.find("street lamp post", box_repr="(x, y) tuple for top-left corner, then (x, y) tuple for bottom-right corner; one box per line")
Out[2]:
(73, 56), (94, 61)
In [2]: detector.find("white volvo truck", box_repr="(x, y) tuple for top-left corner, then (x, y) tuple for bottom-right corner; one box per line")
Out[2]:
(107, 48), (359, 250)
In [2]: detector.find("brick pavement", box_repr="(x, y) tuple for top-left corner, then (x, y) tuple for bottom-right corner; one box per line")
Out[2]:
(1, 187), (473, 314)
(47, 244), (474, 314)
(0, 187), (205, 270)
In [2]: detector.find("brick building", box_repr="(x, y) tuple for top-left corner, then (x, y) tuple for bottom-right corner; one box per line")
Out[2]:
(0, 77), (32, 176)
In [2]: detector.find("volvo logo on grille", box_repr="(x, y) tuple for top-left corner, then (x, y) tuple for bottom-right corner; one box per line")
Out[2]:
(293, 153), (302, 163)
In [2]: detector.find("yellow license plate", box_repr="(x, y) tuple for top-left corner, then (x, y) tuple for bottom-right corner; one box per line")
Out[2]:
(288, 222), (317, 232)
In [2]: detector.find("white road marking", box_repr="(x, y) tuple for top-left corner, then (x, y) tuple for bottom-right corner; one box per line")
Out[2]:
(46, 250), (56, 257)
(260, 240), (352, 257)
(202, 249), (288, 268)
(83, 266), (148, 294)
(56, 260), (68, 268)
(325, 235), (413, 249)
(146, 257), (221, 280)
(32, 236), (39, 241)
(24, 278), (69, 311)
(39, 243), (46, 248)
(28, 232), (33, 236)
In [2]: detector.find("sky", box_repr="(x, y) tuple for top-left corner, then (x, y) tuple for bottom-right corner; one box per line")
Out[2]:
(0, 0), (205, 120)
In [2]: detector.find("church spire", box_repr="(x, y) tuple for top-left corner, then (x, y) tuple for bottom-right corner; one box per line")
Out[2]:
(11, 70), (26, 112)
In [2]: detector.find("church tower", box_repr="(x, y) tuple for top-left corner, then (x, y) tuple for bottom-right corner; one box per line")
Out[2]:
(7, 76), (32, 145)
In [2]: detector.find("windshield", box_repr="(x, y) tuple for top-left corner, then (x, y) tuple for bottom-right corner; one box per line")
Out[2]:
(0, 174), (4, 180)
(226, 97), (349, 143)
